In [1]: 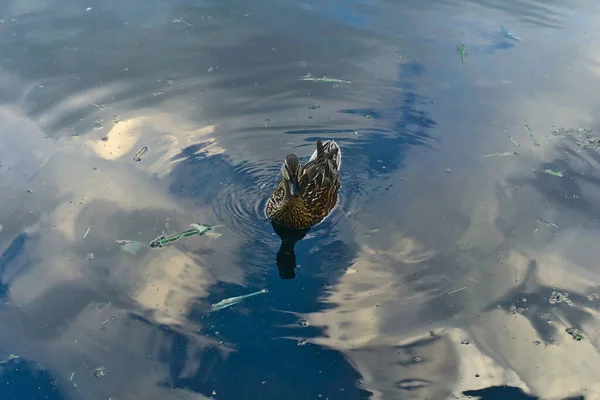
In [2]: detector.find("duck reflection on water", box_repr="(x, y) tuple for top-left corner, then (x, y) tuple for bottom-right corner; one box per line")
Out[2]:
(270, 222), (310, 279)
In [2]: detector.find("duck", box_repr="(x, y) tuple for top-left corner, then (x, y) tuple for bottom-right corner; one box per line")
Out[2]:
(266, 140), (341, 229)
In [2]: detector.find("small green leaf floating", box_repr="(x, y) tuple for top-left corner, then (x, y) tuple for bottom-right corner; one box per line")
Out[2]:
(543, 169), (563, 178)
(457, 44), (467, 64)
(510, 136), (522, 147)
(149, 224), (223, 248)
(566, 327), (583, 341)
(524, 125), (540, 146)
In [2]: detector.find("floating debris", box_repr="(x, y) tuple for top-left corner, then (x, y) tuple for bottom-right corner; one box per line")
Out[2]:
(133, 146), (148, 162)
(299, 73), (350, 84)
(86, 253), (95, 261)
(149, 224), (222, 248)
(297, 339), (308, 346)
(83, 227), (91, 239)
(480, 151), (519, 159)
(549, 291), (574, 307)
(91, 102), (106, 110)
(264, 119), (271, 128)
(69, 371), (75, 382)
(172, 16), (195, 28)
(509, 136), (521, 147)
(457, 44), (467, 63)
(298, 319), (308, 327)
(524, 125), (540, 146)
(365, 114), (374, 119)
(501, 26), (521, 42)
(543, 169), (563, 178)
(92, 366), (107, 377)
(509, 304), (525, 315)
(535, 218), (559, 228)
(448, 287), (467, 295)
(0, 354), (20, 365)
(566, 328), (583, 341)
(190, 223), (223, 238)
(551, 127), (600, 149)
(115, 240), (145, 255)
(208, 289), (268, 313)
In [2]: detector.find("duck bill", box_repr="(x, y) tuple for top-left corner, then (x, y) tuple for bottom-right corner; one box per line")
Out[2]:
(289, 179), (300, 197)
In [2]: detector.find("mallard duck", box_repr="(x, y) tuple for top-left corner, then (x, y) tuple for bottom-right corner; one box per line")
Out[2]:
(266, 140), (341, 229)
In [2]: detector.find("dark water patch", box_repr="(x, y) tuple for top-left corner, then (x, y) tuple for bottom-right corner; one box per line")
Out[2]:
(0, 356), (67, 400)
(163, 335), (370, 400)
(0, 233), (31, 301)
(463, 385), (539, 399)
(481, 260), (593, 345)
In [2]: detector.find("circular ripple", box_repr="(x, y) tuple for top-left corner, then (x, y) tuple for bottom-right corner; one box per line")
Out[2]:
(211, 161), (281, 241)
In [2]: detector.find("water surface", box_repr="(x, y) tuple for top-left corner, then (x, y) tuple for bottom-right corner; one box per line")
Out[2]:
(1, 0), (600, 399)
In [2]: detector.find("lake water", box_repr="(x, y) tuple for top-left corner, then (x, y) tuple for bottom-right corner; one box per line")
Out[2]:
(0, 0), (599, 399)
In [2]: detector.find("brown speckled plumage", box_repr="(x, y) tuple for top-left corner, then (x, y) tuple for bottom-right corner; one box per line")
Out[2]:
(266, 140), (341, 229)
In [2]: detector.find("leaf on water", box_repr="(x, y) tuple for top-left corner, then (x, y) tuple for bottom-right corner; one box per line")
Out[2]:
(501, 26), (521, 42)
(299, 73), (351, 84)
(480, 151), (519, 159)
(150, 224), (223, 248)
(543, 169), (563, 177)
(208, 289), (268, 313)
(92, 366), (107, 377)
(190, 223), (223, 238)
(133, 146), (148, 162)
(524, 125), (540, 146)
(457, 44), (467, 63)
(115, 240), (145, 254)
(535, 218), (559, 228)
(448, 287), (467, 295)
(509, 136), (521, 147)
(566, 328), (583, 341)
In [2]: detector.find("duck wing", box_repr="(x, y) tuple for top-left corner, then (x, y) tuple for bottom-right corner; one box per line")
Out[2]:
(298, 140), (341, 211)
